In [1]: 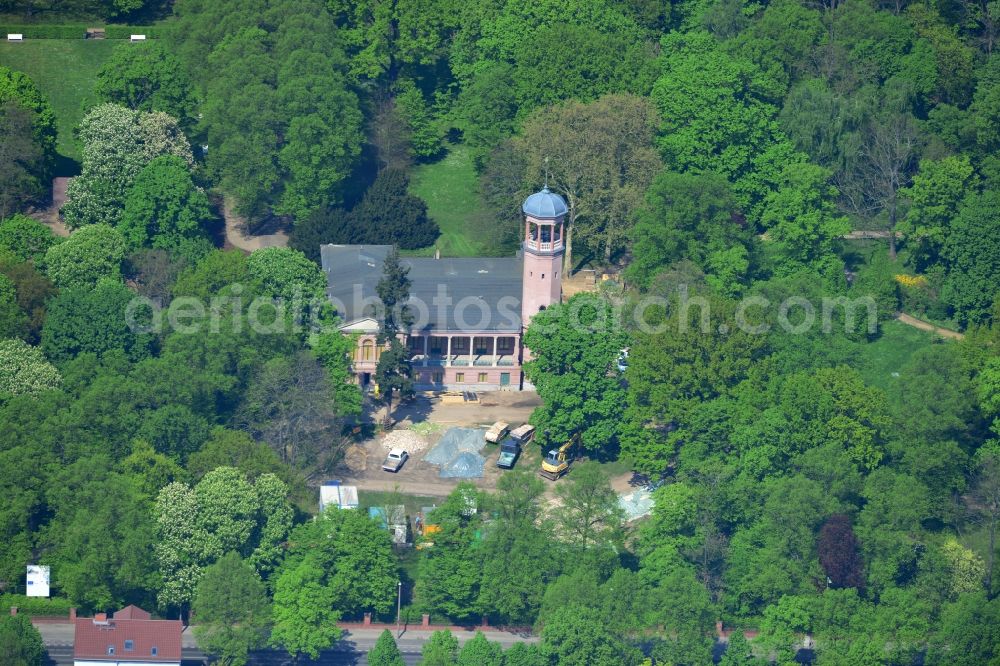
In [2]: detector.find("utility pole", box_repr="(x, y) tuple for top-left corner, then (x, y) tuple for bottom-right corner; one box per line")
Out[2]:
(396, 579), (402, 637)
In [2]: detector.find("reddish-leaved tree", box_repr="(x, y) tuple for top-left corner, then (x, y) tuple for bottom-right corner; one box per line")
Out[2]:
(818, 514), (866, 589)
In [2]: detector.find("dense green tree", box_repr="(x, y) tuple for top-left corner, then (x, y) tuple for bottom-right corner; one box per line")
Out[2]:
(270, 557), (342, 660)
(172, 249), (249, 299)
(120, 155), (214, 261)
(42, 224), (126, 289)
(627, 170), (755, 293)
(651, 30), (795, 221)
(0, 67), (56, 178)
(622, 295), (768, 475)
(539, 605), (643, 666)
(642, 551), (716, 665)
(246, 246), (326, 303)
(310, 331), (363, 417)
(502, 643), (547, 666)
(456, 631), (503, 666)
(417, 485), (485, 622)
(293, 170), (438, 251)
(287, 207), (346, 262)
(280, 508), (398, 617)
(724, 475), (840, 617)
(171, 0), (364, 219)
(353, 168), (437, 249)
(760, 162), (851, 275)
(477, 471), (554, 625)
(0, 274), (28, 340)
(187, 428), (289, 481)
(374, 247), (413, 425)
(0, 102), (46, 218)
(719, 628), (765, 665)
(928, 593), (1000, 665)
(451, 0), (655, 170)
(394, 78), (448, 160)
(941, 190), (1000, 326)
(971, 443), (1000, 593)
(41, 461), (159, 610)
(0, 215), (57, 263)
(418, 629), (458, 666)
(368, 629), (406, 666)
(899, 155), (979, 268)
(856, 467), (932, 593)
(523, 294), (629, 455)
(192, 552), (271, 666)
(41, 279), (152, 364)
(0, 614), (45, 666)
(95, 42), (198, 125)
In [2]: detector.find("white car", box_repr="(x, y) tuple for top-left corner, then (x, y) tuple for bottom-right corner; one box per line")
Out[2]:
(382, 448), (409, 473)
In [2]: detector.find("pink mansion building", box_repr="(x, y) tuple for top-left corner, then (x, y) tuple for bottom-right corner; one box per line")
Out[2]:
(320, 187), (567, 391)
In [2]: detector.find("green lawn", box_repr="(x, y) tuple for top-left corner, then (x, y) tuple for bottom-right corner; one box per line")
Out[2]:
(856, 319), (940, 392)
(407, 143), (488, 257)
(0, 39), (118, 163)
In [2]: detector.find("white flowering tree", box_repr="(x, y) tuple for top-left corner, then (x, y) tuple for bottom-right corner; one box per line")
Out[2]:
(62, 104), (194, 229)
(0, 338), (61, 399)
(154, 466), (292, 613)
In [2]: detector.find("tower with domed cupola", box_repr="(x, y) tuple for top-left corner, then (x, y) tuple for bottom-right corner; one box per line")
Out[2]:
(520, 186), (566, 327)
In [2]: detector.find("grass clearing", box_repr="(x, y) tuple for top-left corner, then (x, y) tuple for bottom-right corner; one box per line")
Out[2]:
(407, 143), (488, 258)
(0, 39), (118, 163)
(856, 319), (940, 392)
(357, 489), (443, 520)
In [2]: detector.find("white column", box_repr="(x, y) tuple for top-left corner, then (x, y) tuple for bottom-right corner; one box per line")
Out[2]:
(446, 336), (452, 367)
(492, 336), (498, 367)
(469, 336), (474, 365)
(423, 335), (429, 366)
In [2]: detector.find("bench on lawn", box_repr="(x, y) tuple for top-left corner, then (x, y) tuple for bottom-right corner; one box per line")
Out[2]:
(7, 34), (23, 42)
(130, 34), (146, 42)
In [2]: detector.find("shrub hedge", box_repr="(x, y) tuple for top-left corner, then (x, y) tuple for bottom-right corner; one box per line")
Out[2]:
(0, 25), (160, 39)
(0, 594), (74, 616)
(104, 26), (161, 39)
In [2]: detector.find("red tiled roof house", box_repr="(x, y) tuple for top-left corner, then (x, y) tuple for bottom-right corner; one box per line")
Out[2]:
(73, 605), (182, 666)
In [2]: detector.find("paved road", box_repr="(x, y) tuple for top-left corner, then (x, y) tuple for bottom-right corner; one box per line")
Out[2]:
(38, 623), (536, 666)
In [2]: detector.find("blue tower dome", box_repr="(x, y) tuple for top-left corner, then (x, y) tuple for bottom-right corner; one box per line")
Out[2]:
(522, 187), (568, 219)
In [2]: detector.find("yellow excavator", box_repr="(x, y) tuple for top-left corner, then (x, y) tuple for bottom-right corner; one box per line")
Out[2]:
(539, 434), (579, 480)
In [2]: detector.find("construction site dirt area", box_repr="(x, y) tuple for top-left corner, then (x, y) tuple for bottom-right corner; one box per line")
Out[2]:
(334, 392), (545, 496)
(336, 426), (524, 496)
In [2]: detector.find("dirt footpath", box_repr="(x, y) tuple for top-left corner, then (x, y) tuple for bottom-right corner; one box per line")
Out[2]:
(223, 196), (289, 251)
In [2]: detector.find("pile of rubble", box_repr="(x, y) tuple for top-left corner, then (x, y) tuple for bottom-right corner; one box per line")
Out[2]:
(424, 427), (488, 478)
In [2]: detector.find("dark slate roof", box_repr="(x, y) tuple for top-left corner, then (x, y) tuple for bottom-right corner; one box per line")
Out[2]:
(522, 187), (568, 219)
(320, 245), (523, 332)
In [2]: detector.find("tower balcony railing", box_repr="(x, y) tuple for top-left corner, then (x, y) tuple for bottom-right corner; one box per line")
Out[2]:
(525, 239), (563, 252)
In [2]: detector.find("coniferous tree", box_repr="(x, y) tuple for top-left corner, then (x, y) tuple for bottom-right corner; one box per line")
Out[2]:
(374, 247), (413, 426)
